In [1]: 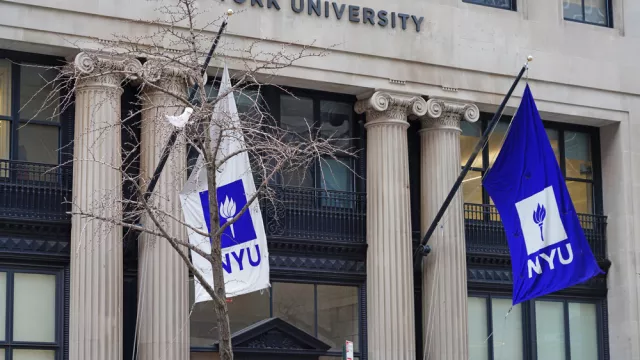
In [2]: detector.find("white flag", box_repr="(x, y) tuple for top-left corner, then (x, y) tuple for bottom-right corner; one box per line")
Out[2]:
(179, 64), (270, 303)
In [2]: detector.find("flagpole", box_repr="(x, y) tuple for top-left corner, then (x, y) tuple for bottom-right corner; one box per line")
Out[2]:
(143, 10), (233, 201)
(414, 56), (533, 267)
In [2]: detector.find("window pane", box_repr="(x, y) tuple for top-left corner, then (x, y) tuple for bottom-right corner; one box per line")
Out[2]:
(320, 158), (352, 192)
(189, 279), (270, 347)
(17, 123), (58, 165)
(13, 273), (56, 342)
(19, 65), (60, 122)
(584, 0), (607, 25)
(0, 60), (10, 116)
(273, 282), (315, 335)
(460, 121), (482, 168)
(468, 296), (489, 360)
(491, 298), (523, 360)
(569, 302), (598, 360)
(463, 170), (483, 205)
(320, 100), (352, 150)
(546, 128), (560, 166)
(487, 121), (510, 169)
(0, 120), (9, 160)
(280, 95), (314, 187)
(317, 285), (359, 351)
(12, 350), (55, 360)
(281, 95), (314, 143)
(463, 0), (512, 9)
(564, 131), (592, 180)
(535, 301), (566, 360)
(563, 0), (584, 21)
(566, 180), (593, 214)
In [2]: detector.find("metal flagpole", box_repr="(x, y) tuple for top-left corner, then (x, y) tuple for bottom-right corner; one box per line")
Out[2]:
(143, 10), (233, 201)
(414, 56), (533, 268)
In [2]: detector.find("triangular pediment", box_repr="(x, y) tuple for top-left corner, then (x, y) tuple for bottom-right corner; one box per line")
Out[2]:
(220, 317), (331, 353)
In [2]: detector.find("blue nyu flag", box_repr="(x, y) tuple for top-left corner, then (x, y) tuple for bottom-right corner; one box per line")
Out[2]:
(482, 84), (602, 305)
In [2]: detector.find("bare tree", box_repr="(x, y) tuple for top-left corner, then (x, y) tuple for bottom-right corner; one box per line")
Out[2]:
(21, 1), (352, 359)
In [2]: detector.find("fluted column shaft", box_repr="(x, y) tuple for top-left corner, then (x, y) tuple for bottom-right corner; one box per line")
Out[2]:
(355, 91), (427, 360)
(137, 61), (191, 360)
(69, 52), (140, 360)
(420, 99), (479, 360)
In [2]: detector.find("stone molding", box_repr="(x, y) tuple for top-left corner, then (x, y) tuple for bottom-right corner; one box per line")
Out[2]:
(420, 98), (479, 132)
(70, 52), (142, 90)
(140, 58), (197, 98)
(355, 90), (427, 126)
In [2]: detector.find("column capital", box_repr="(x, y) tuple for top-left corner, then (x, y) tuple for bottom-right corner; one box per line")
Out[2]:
(70, 52), (142, 90)
(355, 90), (427, 126)
(420, 98), (479, 132)
(140, 58), (198, 97)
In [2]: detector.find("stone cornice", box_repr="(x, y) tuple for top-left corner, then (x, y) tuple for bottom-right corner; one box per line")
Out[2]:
(420, 98), (480, 132)
(68, 52), (142, 91)
(355, 90), (427, 125)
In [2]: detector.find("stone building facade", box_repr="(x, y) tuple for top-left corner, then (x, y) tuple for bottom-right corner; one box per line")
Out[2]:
(0, 0), (636, 359)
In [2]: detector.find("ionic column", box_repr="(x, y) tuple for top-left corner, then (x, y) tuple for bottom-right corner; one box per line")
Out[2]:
(355, 91), (427, 360)
(419, 99), (479, 360)
(69, 52), (141, 360)
(137, 60), (192, 360)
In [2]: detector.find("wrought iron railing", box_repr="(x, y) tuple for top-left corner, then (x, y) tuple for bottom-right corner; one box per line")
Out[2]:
(0, 159), (73, 222)
(261, 185), (366, 243)
(464, 203), (607, 261)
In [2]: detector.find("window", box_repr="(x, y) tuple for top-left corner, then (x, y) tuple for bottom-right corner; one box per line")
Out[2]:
(460, 115), (599, 215)
(468, 294), (604, 360)
(0, 58), (61, 181)
(189, 280), (362, 358)
(0, 269), (63, 359)
(278, 93), (356, 197)
(462, 0), (516, 10)
(563, 0), (612, 27)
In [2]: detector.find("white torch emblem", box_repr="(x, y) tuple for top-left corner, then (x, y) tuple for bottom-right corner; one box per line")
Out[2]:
(219, 196), (238, 237)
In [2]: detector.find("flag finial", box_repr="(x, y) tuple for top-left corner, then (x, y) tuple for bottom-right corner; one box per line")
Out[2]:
(527, 55), (533, 62)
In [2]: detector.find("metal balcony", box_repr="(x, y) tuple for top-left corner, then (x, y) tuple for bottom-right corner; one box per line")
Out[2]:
(261, 185), (366, 243)
(0, 159), (73, 222)
(464, 203), (607, 261)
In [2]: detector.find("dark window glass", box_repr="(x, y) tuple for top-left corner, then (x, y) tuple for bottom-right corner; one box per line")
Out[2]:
(462, 0), (514, 10)
(278, 93), (356, 194)
(188, 279), (271, 347)
(563, 0), (610, 27)
(189, 280), (362, 357)
(19, 65), (60, 123)
(17, 124), (58, 165)
(460, 116), (598, 214)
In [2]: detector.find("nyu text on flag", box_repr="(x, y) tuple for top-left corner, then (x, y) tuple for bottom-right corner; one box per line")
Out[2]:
(179, 64), (270, 303)
(482, 84), (602, 305)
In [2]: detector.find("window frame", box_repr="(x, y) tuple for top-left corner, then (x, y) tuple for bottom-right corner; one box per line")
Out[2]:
(461, 113), (603, 216)
(462, 0), (517, 11)
(562, 0), (613, 28)
(468, 291), (607, 360)
(0, 51), (63, 166)
(189, 277), (366, 359)
(0, 265), (65, 360)
(264, 86), (363, 195)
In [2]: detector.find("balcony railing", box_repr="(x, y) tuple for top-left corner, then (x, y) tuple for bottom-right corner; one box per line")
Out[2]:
(464, 203), (607, 261)
(0, 159), (73, 222)
(261, 185), (366, 243)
